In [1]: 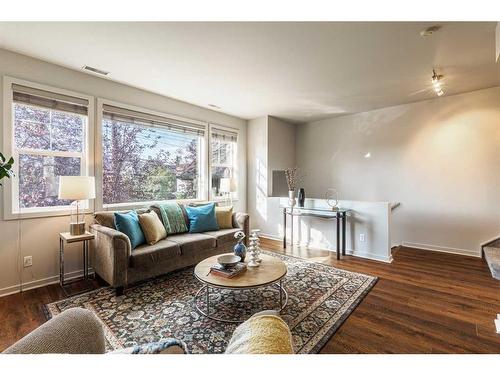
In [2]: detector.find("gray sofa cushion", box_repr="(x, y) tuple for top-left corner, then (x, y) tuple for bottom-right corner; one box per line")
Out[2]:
(203, 228), (240, 246)
(167, 233), (216, 255)
(130, 239), (181, 269)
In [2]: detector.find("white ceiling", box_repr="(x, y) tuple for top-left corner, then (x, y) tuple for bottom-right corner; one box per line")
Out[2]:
(1, 22), (499, 123)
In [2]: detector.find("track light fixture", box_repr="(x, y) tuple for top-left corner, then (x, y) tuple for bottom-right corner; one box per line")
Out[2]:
(431, 69), (444, 97)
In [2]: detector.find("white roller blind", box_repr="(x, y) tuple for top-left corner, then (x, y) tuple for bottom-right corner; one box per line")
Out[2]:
(102, 104), (206, 137)
(12, 84), (89, 115)
(211, 126), (238, 142)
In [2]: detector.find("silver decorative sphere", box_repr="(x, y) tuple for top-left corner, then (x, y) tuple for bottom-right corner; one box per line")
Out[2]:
(325, 188), (339, 210)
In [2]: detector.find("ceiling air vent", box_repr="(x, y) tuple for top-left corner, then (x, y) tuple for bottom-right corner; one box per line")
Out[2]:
(420, 25), (441, 37)
(82, 65), (109, 76)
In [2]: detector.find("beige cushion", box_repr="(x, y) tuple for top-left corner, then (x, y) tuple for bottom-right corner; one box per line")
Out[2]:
(138, 211), (167, 245)
(225, 315), (293, 354)
(215, 206), (233, 229)
(130, 240), (181, 268)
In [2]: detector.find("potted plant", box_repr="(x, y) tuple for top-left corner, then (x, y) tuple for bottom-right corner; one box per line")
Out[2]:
(285, 167), (299, 207)
(0, 152), (14, 186)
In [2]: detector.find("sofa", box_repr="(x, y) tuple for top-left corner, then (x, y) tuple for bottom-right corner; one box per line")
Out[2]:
(90, 204), (249, 295)
(3, 308), (293, 354)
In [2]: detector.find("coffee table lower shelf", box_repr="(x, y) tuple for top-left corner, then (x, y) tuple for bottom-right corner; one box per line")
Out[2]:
(193, 278), (288, 324)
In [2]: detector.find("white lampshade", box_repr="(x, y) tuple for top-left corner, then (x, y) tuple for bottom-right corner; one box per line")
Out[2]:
(58, 176), (96, 200)
(219, 177), (231, 193)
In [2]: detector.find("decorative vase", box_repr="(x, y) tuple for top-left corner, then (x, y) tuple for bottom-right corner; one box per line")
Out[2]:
(288, 190), (296, 207)
(298, 188), (305, 207)
(233, 240), (247, 262)
(248, 229), (262, 267)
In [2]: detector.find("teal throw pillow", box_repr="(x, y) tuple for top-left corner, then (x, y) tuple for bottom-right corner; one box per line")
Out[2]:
(185, 203), (219, 233)
(114, 211), (146, 249)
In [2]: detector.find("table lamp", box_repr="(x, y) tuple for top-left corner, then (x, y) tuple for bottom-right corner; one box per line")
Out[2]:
(58, 176), (96, 235)
(219, 177), (231, 195)
(219, 177), (234, 206)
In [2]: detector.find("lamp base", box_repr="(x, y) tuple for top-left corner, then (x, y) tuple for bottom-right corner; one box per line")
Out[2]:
(70, 222), (86, 235)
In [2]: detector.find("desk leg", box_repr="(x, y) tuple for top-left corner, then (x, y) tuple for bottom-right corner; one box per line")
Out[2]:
(336, 212), (340, 260)
(342, 212), (346, 256)
(283, 209), (287, 249)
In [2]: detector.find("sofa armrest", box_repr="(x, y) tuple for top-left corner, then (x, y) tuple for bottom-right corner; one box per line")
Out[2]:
(232, 212), (249, 245)
(90, 224), (131, 288)
(3, 308), (105, 354)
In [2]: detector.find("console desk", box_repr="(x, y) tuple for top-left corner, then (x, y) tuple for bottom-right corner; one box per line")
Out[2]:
(282, 206), (349, 260)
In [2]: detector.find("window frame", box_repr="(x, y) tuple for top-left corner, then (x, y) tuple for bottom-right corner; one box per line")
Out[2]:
(95, 98), (209, 211)
(2, 76), (95, 220)
(208, 123), (240, 203)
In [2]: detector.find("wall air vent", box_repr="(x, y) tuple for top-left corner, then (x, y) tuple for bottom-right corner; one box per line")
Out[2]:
(82, 65), (109, 76)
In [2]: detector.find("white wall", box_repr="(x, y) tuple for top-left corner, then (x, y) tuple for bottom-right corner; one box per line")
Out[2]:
(296, 86), (500, 256)
(247, 115), (392, 262)
(0, 48), (247, 296)
(247, 116), (296, 237)
(267, 116), (297, 196)
(247, 116), (269, 234)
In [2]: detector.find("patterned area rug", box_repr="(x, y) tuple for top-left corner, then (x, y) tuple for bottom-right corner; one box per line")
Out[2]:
(45, 251), (377, 353)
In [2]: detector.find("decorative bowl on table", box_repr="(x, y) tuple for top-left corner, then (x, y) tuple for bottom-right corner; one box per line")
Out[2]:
(217, 254), (241, 269)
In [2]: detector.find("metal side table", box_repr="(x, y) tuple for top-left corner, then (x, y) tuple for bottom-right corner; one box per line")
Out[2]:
(59, 231), (95, 296)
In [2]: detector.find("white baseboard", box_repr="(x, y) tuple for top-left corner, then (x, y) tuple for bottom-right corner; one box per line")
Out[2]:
(0, 269), (92, 298)
(260, 233), (282, 241)
(402, 241), (480, 258)
(344, 249), (393, 263)
(260, 233), (392, 263)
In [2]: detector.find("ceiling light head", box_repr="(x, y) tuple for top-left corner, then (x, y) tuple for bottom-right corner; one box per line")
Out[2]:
(82, 65), (109, 76)
(431, 69), (445, 97)
(420, 25), (441, 37)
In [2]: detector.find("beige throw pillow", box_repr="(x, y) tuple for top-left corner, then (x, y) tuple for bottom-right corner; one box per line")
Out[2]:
(215, 206), (233, 229)
(138, 211), (167, 245)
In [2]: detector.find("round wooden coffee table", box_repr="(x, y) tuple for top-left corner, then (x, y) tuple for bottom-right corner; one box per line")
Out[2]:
(193, 253), (288, 323)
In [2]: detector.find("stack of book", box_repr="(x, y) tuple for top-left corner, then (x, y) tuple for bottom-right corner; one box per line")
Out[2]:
(210, 263), (247, 278)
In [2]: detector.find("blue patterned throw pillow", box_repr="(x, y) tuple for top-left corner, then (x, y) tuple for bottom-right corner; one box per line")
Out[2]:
(109, 338), (188, 354)
(114, 211), (146, 249)
(185, 203), (219, 233)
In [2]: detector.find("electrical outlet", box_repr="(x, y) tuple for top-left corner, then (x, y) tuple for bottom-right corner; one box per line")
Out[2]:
(23, 256), (33, 268)
(359, 234), (366, 242)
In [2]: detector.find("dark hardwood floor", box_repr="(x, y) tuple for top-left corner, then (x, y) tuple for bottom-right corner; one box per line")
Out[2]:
(1, 241), (500, 353)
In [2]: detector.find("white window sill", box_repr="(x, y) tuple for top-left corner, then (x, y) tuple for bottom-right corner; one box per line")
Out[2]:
(3, 207), (92, 221)
(100, 198), (209, 212)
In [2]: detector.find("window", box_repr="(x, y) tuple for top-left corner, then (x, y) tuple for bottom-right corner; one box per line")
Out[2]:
(101, 104), (206, 206)
(210, 127), (238, 200)
(10, 83), (89, 213)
